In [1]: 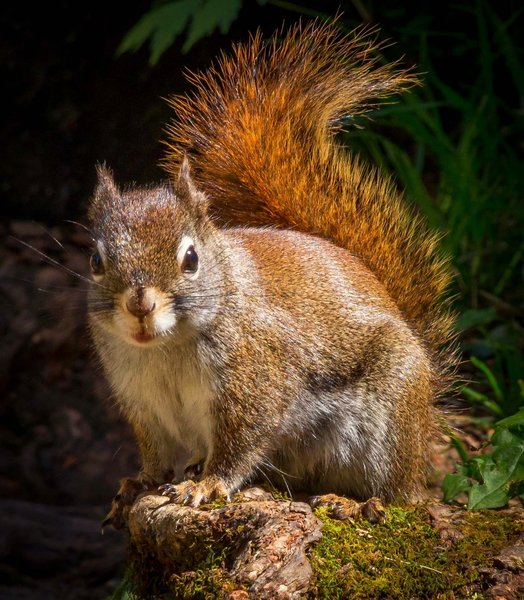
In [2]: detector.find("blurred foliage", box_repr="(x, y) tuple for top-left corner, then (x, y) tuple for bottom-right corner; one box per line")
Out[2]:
(118, 0), (246, 62)
(117, 0), (332, 63)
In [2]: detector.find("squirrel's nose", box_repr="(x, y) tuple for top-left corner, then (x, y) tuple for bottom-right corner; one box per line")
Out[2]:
(125, 287), (156, 318)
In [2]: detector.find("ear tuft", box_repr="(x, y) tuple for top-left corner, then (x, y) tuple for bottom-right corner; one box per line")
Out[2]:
(178, 155), (191, 185)
(95, 163), (119, 197)
(177, 155), (195, 195)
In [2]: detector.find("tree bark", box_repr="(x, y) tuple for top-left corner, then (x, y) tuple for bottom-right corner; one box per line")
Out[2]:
(126, 489), (323, 599)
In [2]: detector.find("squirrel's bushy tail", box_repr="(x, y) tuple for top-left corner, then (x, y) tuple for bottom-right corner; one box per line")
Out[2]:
(164, 20), (454, 377)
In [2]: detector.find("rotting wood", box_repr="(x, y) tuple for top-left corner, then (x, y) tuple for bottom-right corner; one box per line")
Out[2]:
(126, 488), (323, 599)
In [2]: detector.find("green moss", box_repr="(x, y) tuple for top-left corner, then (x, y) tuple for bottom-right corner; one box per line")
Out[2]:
(123, 532), (245, 599)
(168, 567), (239, 599)
(310, 505), (518, 599)
(167, 544), (244, 599)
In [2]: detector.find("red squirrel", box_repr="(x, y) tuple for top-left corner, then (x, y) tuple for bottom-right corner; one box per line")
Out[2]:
(87, 22), (454, 526)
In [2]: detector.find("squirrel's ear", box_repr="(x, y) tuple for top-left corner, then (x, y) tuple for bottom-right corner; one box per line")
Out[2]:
(177, 155), (209, 211)
(89, 164), (120, 222)
(95, 163), (119, 198)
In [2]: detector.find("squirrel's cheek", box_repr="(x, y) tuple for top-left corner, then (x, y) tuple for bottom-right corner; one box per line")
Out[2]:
(152, 309), (177, 334)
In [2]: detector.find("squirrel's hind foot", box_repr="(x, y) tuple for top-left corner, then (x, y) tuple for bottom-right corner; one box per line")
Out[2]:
(309, 494), (386, 524)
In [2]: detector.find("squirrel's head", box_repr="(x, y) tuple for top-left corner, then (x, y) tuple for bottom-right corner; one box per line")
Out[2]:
(87, 158), (226, 347)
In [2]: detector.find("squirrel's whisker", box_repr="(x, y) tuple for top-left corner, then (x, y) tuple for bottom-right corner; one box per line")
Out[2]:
(12, 236), (108, 290)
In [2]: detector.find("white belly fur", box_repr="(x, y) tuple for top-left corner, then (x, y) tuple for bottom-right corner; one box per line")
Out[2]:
(101, 337), (214, 460)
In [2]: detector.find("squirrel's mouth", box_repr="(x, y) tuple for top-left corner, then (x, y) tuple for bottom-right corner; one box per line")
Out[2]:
(131, 330), (156, 344)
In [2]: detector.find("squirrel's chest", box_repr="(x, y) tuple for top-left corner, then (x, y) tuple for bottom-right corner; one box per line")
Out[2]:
(105, 342), (215, 453)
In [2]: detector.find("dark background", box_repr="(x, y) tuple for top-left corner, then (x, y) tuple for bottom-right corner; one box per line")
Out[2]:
(1, 1), (522, 599)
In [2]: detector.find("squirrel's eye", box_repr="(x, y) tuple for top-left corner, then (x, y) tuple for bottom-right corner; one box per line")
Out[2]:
(181, 245), (199, 274)
(90, 251), (105, 275)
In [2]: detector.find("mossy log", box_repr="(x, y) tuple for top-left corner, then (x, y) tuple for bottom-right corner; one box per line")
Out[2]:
(121, 489), (524, 599)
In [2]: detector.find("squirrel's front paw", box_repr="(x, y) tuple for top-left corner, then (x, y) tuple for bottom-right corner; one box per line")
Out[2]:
(159, 476), (230, 507)
(103, 476), (156, 530)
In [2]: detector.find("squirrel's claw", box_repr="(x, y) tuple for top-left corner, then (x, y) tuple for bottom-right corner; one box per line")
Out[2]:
(159, 477), (229, 508)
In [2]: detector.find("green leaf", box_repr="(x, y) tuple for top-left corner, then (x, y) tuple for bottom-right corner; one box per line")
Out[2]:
(461, 386), (504, 417)
(182, 0), (241, 53)
(470, 356), (504, 403)
(496, 407), (524, 430)
(491, 426), (522, 448)
(442, 473), (471, 503)
(493, 443), (524, 481)
(467, 442), (524, 510)
(467, 480), (510, 510)
(455, 307), (498, 331)
(450, 433), (471, 464)
(468, 454), (495, 481)
(118, 0), (241, 62)
(118, 0), (202, 65)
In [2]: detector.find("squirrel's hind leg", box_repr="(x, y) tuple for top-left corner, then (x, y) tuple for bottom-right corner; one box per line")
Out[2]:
(309, 494), (387, 523)
(103, 422), (177, 530)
